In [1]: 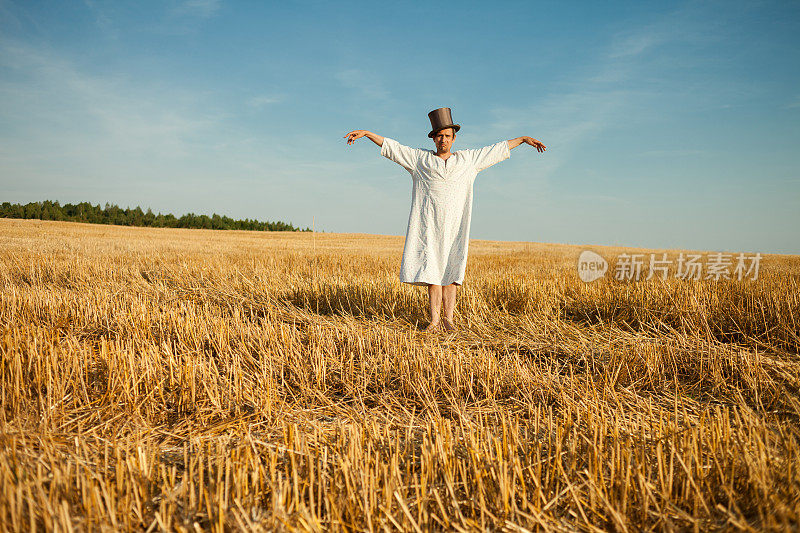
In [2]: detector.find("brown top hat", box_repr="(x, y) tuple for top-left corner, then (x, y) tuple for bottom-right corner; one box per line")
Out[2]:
(427, 107), (461, 138)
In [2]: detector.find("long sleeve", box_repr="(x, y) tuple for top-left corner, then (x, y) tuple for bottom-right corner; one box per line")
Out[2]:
(465, 140), (511, 172)
(380, 137), (421, 174)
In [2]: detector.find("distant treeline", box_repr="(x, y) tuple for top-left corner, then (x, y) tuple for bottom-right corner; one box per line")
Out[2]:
(0, 200), (311, 232)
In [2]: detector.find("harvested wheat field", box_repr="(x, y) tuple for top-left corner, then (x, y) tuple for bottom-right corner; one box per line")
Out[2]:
(1, 218), (799, 532)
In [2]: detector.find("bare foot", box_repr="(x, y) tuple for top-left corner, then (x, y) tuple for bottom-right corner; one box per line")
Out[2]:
(443, 320), (456, 332)
(424, 321), (440, 332)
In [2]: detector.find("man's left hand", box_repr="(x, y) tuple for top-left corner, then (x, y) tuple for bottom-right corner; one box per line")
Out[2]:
(523, 137), (546, 152)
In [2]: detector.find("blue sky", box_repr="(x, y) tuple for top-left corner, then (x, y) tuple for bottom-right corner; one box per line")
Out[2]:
(0, 0), (798, 253)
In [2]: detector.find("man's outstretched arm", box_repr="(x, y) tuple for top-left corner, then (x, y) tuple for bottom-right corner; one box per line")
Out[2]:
(350, 132), (420, 172)
(507, 136), (546, 152)
(345, 130), (384, 147)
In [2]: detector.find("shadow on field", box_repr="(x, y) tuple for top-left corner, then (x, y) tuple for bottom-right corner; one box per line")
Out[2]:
(556, 277), (800, 354)
(279, 280), (428, 326)
(275, 274), (799, 354)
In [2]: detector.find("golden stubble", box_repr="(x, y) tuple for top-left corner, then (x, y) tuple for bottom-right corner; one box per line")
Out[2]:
(0, 218), (798, 531)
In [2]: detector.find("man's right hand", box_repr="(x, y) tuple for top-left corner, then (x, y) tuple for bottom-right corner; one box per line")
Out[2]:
(344, 130), (367, 145)
(344, 130), (384, 147)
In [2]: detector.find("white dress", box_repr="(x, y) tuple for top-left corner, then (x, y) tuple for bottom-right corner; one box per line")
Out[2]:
(380, 137), (511, 286)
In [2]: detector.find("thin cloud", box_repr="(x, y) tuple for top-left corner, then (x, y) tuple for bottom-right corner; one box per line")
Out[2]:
(335, 69), (389, 100)
(607, 31), (665, 58)
(635, 149), (707, 158)
(482, 3), (737, 183)
(0, 38), (274, 199)
(82, 0), (120, 39)
(0, 37), (319, 221)
(80, 1), (221, 38)
(0, 0), (24, 31)
(248, 94), (284, 108)
(174, 0), (221, 19)
(0, 40), (212, 159)
(482, 87), (631, 187)
(156, 0), (223, 35)
(0, 0), (46, 34)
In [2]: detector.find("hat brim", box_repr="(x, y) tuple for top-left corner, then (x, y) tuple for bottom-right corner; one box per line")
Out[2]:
(428, 124), (461, 138)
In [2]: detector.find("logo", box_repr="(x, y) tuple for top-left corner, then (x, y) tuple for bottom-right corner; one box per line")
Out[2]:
(576, 250), (762, 283)
(577, 250), (608, 283)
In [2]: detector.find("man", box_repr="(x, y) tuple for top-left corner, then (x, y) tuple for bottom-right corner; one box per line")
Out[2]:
(345, 107), (545, 332)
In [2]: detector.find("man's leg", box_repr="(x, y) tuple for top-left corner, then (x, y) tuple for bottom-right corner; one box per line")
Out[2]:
(425, 284), (442, 331)
(442, 283), (459, 331)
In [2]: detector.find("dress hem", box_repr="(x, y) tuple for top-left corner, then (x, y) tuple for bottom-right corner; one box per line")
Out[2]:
(400, 279), (463, 287)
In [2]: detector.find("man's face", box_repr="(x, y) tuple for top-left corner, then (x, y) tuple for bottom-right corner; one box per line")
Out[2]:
(433, 128), (455, 153)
